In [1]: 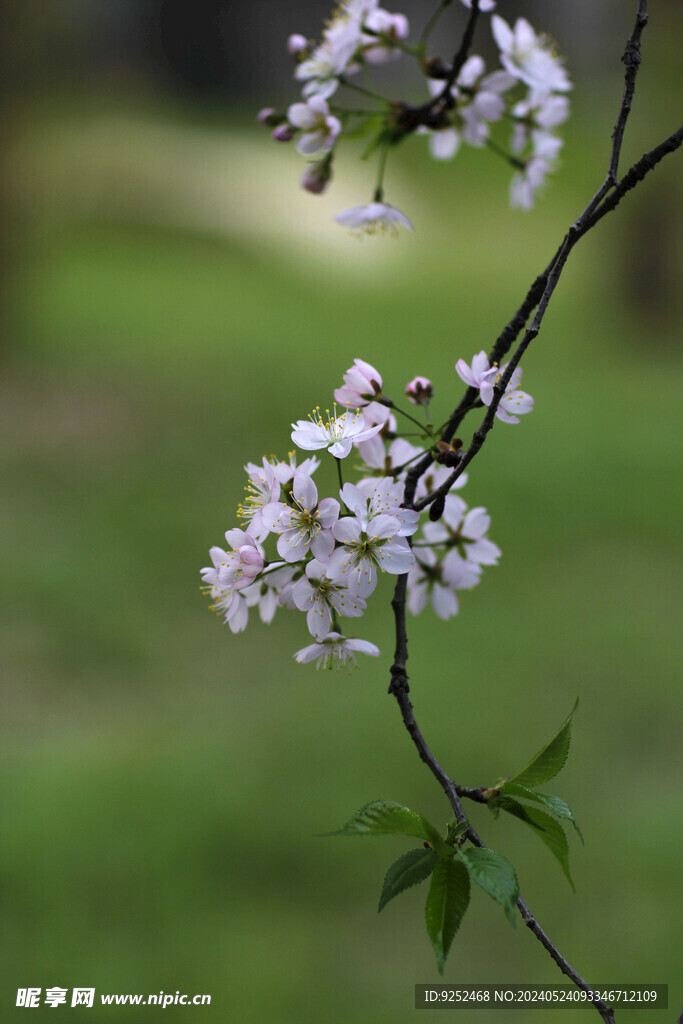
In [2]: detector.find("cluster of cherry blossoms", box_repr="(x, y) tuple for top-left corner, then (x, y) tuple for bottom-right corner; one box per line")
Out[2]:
(201, 355), (534, 669)
(258, 0), (571, 231)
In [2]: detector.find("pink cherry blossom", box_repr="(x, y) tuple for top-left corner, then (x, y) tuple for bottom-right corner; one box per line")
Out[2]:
(200, 529), (264, 591)
(455, 350), (497, 390)
(334, 358), (390, 426)
(480, 364), (534, 422)
(262, 473), (339, 562)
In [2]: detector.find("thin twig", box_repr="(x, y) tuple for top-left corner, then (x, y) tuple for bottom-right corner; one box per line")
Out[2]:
(440, 0), (481, 98)
(415, 120), (682, 512)
(467, 824), (616, 1024)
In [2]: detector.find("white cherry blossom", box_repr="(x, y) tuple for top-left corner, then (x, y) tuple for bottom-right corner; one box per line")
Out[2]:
(270, 452), (320, 485)
(509, 131), (563, 210)
(205, 584), (250, 633)
(343, 478), (419, 536)
(362, 10), (409, 64)
(424, 502), (501, 566)
(491, 16), (571, 95)
(326, 512), (415, 596)
(287, 96), (341, 155)
(424, 61), (515, 160)
(294, 632), (380, 668)
(295, 2), (373, 99)
(334, 202), (413, 236)
(356, 435), (424, 476)
(243, 564), (298, 624)
(291, 558), (367, 640)
(406, 549), (460, 620)
(291, 407), (382, 459)
(238, 459), (281, 541)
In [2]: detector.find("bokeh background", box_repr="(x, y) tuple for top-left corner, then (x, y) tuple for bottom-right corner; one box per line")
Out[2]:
(1, 1), (681, 1021)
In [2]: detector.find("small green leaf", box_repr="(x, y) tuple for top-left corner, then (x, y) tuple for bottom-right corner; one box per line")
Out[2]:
(510, 699), (578, 789)
(499, 797), (576, 892)
(378, 848), (439, 912)
(446, 820), (469, 846)
(322, 800), (443, 848)
(500, 781), (584, 843)
(425, 857), (470, 974)
(457, 847), (519, 926)
(342, 114), (385, 142)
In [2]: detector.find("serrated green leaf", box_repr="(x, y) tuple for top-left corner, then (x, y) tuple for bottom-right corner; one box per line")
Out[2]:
(510, 699), (578, 788)
(500, 781), (584, 843)
(322, 800), (443, 848)
(499, 797), (576, 892)
(457, 847), (519, 926)
(425, 857), (470, 974)
(378, 848), (439, 912)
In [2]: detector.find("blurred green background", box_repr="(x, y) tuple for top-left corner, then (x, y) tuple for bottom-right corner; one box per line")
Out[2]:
(1, 2), (681, 1022)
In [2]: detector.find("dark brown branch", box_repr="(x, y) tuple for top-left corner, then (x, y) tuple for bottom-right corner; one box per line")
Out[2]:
(441, 0), (481, 97)
(608, 0), (648, 183)
(388, 575), (468, 823)
(586, 126), (683, 231)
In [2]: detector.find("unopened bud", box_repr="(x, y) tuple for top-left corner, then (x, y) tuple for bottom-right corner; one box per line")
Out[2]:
(429, 493), (446, 521)
(405, 376), (433, 405)
(288, 34), (310, 58)
(434, 439), (462, 467)
(421, 56), (451, 79)
(257, 107), (282, 127)
(300, 159), (333, 196)
(272, 124), (295, 143)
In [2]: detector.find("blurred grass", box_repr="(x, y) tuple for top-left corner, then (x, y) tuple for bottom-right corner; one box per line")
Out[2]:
(1, 94), (681, 1024)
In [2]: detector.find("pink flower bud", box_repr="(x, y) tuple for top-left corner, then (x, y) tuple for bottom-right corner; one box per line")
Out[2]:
(272, 124), (295, 143)
(257, 107), (280, 127)
(288, 33), (309, 59)
(405, 376), (434, 405)
(300, 160), (333, 196)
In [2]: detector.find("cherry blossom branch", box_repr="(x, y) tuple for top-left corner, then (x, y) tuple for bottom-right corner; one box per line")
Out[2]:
(408, 1), (683, 517)
(413, 119), (682, 514)
(396, 0), (482, 133)
(385, 3), (679, 1017)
